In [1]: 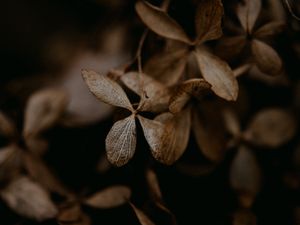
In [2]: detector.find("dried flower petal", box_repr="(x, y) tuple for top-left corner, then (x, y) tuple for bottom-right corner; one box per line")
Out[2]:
(135, 1), (191, 44)
(137, 115), (165, 159)
(105, 115), (136, 167)
(216, 36), (247, 60)
(144, 48), (188, 86)
(169, 78), (211, 113)
(121, 72), (170, 113)
(0, 112), (16, 138)
(195, 48), (238, 101)
(251, 39), (282, 75)
(84, 186), (131, 209)
(82, 70), (133, 111)
(230, 146), (261, 208)
(153, 108), (191, 165)
(237, 0), (262, 33)
(192, 106), (227, 162)
(253, 21), (285, 39)
(23, 88), (68, 138)
(130, 203), (156, 225)
(244, 108), (297, 148)
(1, 176), (58, 221)
(195, 0), (224, 43)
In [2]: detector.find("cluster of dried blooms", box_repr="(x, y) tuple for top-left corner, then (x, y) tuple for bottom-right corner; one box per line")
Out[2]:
(1, 0), (300, 224)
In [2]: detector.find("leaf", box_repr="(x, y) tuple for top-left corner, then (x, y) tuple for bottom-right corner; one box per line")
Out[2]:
(105, 115), (136, 167)
(153, 108), (191, 165)
(236, 0), (262, 33)
(120, 72), (170, 113)
(135, 1), (191, 44)
(130, 203), (156, 225)
(82, 70), (133, 111)
(253, 21), (285, 39)
(144, 48), (188, 86)
(0, 112), (16, 138)
(244, 108), (297, 148)
(137, 115), (165, 159)
(230, 146), (261, 208)
(23, 88), (68, 138)
(195, 0), (224, 43)
(194, 48), (238, 101)
(84, 186), (131, 209)
(169, 78), (211, 113)
(1, 176), (58, 221)
(251, 39), (282, 75)
(192, 105), (227, 162)
(24, 153), (68, 196)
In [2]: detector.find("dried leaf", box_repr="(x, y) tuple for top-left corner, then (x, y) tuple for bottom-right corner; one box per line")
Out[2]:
(192, 105), (227, 162)
(135, 1), (191, 44)
(0, 112), (16, 138)
(146, 169), (162, 201)
(144, 48), (188, 86)
(251, 39), (282, 75)
(230, 146), (261, 208)
(137, 115), (165, 160)
(237, 0), (261, 33)
(23, 89), (68, 138)
(244, 108), (297, 148)
(195, 48), (238, 101)
(106, 115), (136, 167)
(169, 78), (211, 114)
(253, 21), (285, 39)
(84, 185), (131, 209)
(24, 153), (68, 195)
(121, 72), (170, 112)
(1, 176), (58, 221)
(82, 70), (133, 111)
(153, 108), (191, 165)
(195, 0), (224, 43)
(130, 203), (156, 225)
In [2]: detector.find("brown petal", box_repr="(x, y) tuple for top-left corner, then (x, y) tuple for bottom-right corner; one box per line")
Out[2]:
(23, 88), (68, 138)
(233, 64), (252, 77)
(244, 108), (297, 148)
(82, 70), (133, 111)
(0, 144), (22, 182)
(24, 153), (68, 196)
(130, 203), (156, 225)
(84, 186), (131, 209)
(192, 105), (227, 162)
(121, 72), (170, 113)
(137, 116), (165, 159)
(25, 136), (49, 155)
(144, 48), (188, 86)
(222, 109), (241, 137)
(0, 112), (16, 138)
(251, 39), (282, 75)
(1, 176), (58, 221)
(253, 21), (285, 39)
(236, 0), (261, 33)
(105, 115), (136, 167)
(58, 204), (90, 225)
(153, 108), (191, 165)
(194, 49), (239, 101)
(215, 36), (247, 60)
(135, 1), (191, 44)
(169, 78), (211, 114)
(195, 0), (224, 43)
(230, 146), (261, 208)
(146, 169), (162, 201)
